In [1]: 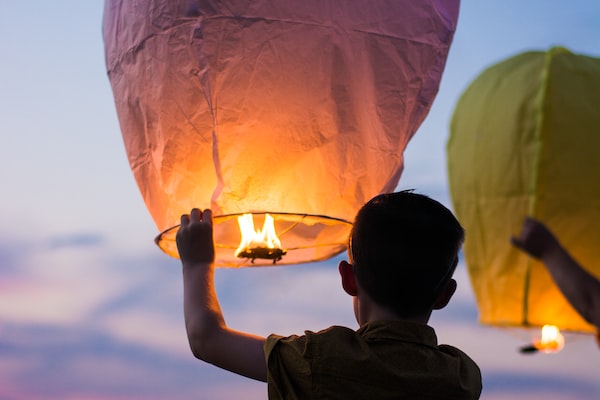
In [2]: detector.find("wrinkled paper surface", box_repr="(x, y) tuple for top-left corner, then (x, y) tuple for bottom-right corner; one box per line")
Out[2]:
(103, 0), (459, 265)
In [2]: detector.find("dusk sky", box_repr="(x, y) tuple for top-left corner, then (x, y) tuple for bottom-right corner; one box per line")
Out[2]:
(1, 1), (600, 399)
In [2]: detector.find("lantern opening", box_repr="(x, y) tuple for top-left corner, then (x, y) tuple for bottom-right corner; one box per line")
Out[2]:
(155, 212), (352, 267)
(235, 214), (287, 264)
(519, 324), (565, 354)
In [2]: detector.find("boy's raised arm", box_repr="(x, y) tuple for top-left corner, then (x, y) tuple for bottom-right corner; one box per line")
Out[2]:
(177, 208), (267, 382)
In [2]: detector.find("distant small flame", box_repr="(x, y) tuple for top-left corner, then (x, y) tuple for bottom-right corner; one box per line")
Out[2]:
(535, 325), (565, 353)
(235, 214), (286, 262)
(519, 324), (565, 354)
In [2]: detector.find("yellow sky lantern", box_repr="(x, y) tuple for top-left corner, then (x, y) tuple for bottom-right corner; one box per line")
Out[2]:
(103, 0), (459, 267)
(447, 48), (600, 336)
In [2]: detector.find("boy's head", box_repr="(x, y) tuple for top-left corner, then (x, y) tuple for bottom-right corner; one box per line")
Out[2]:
(346, 190), (464, 319)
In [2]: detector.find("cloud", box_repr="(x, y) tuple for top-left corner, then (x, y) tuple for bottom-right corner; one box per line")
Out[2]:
(0, 237), (34, 274)
(483, 370), (600, 398)
(0, 322), (267, 400)
(0, 234), (173, 326)
(46, 232), (106, 250)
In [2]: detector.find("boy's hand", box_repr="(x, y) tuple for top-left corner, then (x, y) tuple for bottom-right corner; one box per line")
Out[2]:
(511, 217), (560, 260)
(176, 208), (215, 265)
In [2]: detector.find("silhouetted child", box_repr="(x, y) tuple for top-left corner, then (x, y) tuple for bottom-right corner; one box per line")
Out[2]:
(512, 217), (600, 341)
(176, 191), (482, 399)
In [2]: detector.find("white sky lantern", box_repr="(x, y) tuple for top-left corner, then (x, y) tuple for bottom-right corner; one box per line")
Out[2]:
(103, 0), (459, 267)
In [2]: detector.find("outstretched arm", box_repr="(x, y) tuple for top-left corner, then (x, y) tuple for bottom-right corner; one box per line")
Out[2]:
(511, 217), (600, 329)
(177, 208), (267, 381)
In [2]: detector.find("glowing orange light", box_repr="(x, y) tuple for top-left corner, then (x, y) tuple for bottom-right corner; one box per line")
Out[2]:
(235, 214), (286, 263)
(535, 325), (565, 353)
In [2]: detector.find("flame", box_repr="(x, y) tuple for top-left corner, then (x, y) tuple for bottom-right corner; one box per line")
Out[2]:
(535, 325), (565, 353)
(234, 214), (286, 262)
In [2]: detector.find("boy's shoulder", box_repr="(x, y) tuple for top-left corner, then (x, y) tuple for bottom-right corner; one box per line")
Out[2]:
(266, 321), (482, 400)
(269, 320), (474, 361)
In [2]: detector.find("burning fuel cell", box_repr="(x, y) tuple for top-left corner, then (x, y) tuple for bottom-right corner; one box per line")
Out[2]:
(235, 214), (286, 264)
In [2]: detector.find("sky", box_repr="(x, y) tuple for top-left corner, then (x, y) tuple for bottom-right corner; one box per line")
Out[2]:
(1, 1), (600, 399)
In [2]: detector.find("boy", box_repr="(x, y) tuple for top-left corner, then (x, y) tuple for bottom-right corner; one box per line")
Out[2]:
(176, 191), (482, 399)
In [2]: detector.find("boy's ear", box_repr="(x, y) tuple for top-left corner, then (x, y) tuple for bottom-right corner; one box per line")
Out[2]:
(339, 260), (358, 296)
(432, 278), (457, 310)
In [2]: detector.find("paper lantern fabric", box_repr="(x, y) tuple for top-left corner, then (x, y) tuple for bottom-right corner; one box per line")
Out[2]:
(103, 0), (459, 266)
(447, 48), (600, 332)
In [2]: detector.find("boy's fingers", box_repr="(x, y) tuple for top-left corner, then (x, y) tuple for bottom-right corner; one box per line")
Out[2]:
(180, 213), (190, 226)
(202, 209), (213, 224)
(190, 208), (201, 222)
(179, 208), (212, 227)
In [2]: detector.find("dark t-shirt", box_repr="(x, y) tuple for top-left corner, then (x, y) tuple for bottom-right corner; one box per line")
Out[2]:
(265, 320), (482, 400)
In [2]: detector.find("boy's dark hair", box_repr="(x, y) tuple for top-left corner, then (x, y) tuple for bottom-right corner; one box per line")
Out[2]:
(350, 190), (464, 318)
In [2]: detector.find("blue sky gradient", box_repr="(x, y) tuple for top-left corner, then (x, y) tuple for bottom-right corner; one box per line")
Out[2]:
(1, 1), (600, 399)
